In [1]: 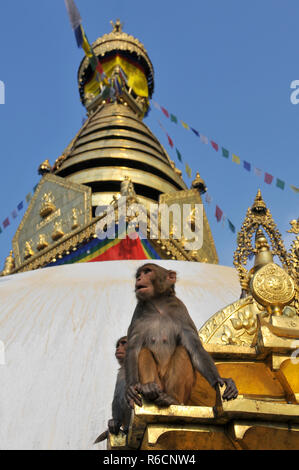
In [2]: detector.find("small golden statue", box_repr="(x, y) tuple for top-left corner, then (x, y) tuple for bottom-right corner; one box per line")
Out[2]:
(51, 220), (64, 241)
(71, 208), (79, 230)
(40, 192), (56, 218)
(38, 159), (52, 176)
(191, 172), (207, 194)
(37, 234), (48, 251)
(24, 241), (34, 260)
(120, 176), (137, 200)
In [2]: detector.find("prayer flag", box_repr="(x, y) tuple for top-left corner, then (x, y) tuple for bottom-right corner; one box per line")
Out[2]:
(200, 134), (208, 144)
(211, 141), (218, 152)
(232, 154), (240, 164)
(185, 163), (192, 178)
(181, 121), (189, 130)
(26, 193), (32, 203)
(17, 201), (24, 211)
(254, 167), (262, 177)
(276, 178), (285, 190)
(191, 128), (200, 137)
(64, 0), (82, 32)
(152, 100), (160, 110)
(205, 193), (212, 204)
(170, 114), (178, 123)
(167, 134), (174, 148)
(243, 161), (251, 171)
(290, 184), (299, 193)
(264, 172), (273, 184)
(222, 147), (229, 158)
(176, 148), (182, 162)
(161, 107), (169, 118)
(215, 205), (223, 222)
(3, 217), (9, 228)
(228, 219), (236, 233)
(0, 226), (2, 234)
(11, 210), (17, 219)
(33, 184), (38, 193)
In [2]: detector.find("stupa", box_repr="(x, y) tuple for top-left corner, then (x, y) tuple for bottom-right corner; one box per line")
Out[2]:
(0, 19), (298, 451)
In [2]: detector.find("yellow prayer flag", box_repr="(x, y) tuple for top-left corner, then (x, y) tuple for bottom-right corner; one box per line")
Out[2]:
(290, 184), (299, 193)
(185, 163), (192, 178)
(181, 121), (189, 130)
(232, 154), (240, 164)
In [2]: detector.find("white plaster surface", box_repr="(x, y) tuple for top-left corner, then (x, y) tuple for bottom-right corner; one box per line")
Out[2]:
(0, 260), (240, 449)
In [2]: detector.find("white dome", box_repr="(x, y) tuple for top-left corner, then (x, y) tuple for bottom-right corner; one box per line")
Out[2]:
(0, 260), (240, 449)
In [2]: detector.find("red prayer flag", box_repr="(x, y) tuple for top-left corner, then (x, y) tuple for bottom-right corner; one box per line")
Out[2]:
(215, 205), (223, 222)
(264, 172), (273, 184)
(211, 141), (219, 152)
(3, 217), (10, 228)
(161, 107), (169, 118)
(167, 134), (174, 148)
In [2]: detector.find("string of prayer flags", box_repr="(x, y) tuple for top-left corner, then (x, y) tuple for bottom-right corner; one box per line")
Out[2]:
(152, 100), (297, 194)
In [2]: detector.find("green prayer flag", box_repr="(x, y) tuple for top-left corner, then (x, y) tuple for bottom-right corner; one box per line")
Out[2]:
(170, 114), (178, 123)
(222, 147), (229, 158)
(276, 178), (285, 190)
(176, 148), (182, 162)
(228, 219), (236, 233)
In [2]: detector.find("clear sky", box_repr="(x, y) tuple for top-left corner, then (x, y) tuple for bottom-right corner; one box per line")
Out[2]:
(0, 0), (298, 269)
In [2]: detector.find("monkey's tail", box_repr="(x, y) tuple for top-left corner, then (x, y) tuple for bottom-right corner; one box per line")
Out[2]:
(93, 430), (108, 444)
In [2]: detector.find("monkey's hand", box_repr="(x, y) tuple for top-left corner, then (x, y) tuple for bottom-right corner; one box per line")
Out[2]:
(108, 418), (122, 435)
(126, 384), (143, 409)
(217, 377), (238, 401)
(138, 382), (163, 402)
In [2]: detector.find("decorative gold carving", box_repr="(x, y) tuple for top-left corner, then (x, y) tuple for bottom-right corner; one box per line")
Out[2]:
(110, 19), (123, 33)
(36, 208), (61, 231)
(51, 220), (64, 241)
(37, 234), (48, 251)
(40, 192), (56, 218)
(251, 263), (295, 315)
(287, 218), (299, 234)
(234, 190), (292, 294)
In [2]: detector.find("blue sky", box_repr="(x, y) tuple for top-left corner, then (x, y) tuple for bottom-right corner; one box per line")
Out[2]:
(0, 0), (298, 269)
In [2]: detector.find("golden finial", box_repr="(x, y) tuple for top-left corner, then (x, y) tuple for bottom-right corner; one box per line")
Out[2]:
(1, 250), (15, 276)
(253, 228), (273, 269)
(191, 172), (207, 194)
(251, 189), (267, 214)
(38, 159), (52, 176)
(110, 19), (123, 33)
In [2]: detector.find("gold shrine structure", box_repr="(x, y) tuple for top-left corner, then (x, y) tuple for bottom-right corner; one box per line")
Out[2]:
(1, 20), (298, 450)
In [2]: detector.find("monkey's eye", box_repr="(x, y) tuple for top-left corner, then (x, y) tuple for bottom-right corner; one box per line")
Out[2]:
(143, 268), (151, 274)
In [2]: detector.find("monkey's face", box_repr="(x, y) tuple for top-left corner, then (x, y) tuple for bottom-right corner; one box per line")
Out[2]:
(135, 266), (155, 300)
(135, 264), (177, 300)
(115, 337), (127, 365)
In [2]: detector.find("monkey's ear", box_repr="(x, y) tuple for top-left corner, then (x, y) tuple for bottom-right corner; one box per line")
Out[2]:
(167, 270), (177, 284)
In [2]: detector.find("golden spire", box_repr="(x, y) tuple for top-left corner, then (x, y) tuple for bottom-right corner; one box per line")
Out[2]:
(1, 250), (15, 276)
(253, 228), (273, 269)
(251, 189), (267, 214)
(38, 159), (52, 176)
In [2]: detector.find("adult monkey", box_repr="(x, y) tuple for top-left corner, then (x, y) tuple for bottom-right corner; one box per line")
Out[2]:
(94, 336), (131, 444)
(126, 263), (238, 408)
